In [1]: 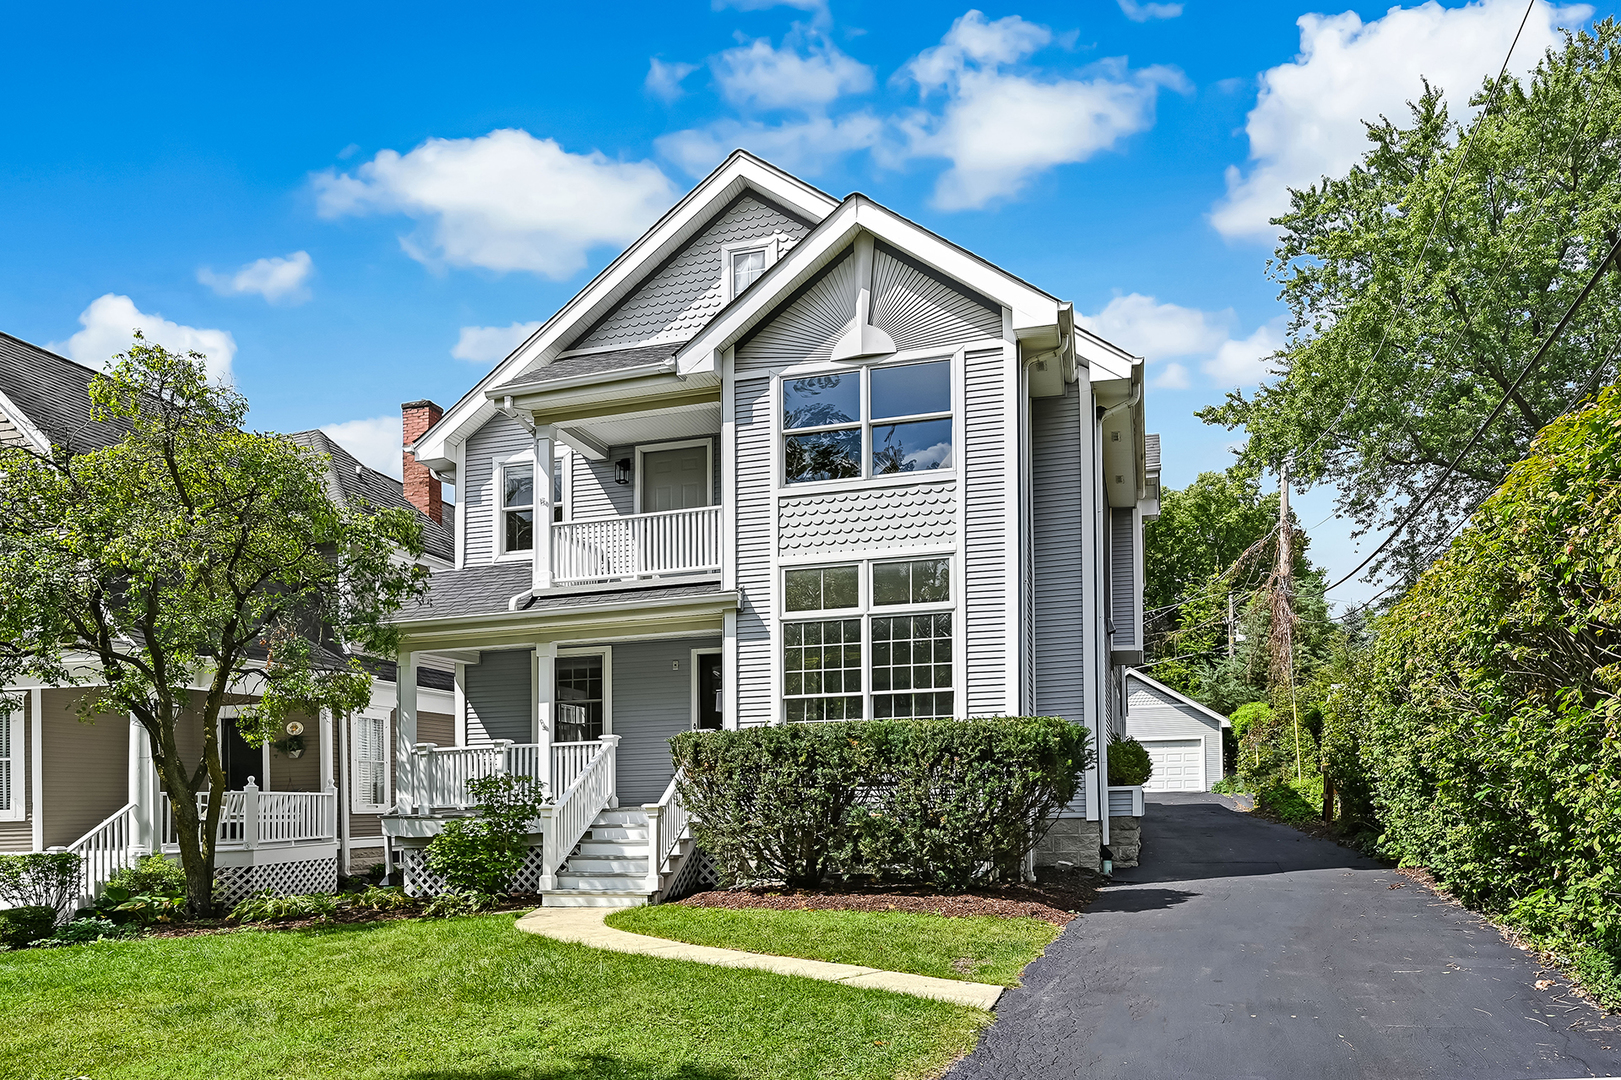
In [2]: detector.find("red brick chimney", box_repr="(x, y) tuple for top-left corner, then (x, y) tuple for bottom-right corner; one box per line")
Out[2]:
(401, 399), (443, 525)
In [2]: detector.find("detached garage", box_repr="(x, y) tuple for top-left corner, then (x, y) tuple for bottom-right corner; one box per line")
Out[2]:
(1124, 669), (1231, 792)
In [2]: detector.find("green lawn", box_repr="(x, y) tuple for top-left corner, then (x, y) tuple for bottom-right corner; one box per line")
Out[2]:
(606, 906), (1059, 987)
(0, 914), (988, 1080)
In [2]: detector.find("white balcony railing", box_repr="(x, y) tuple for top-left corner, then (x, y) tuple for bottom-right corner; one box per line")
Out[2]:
(552, 505), (721, 586)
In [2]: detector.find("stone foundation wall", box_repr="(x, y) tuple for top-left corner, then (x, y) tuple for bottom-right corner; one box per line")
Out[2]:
(1033, 815), (1145, 872)
(1110, 816), (1142, 868)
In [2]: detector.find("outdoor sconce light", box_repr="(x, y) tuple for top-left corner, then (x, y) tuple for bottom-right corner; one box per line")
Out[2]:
(614, 459), (632, 485)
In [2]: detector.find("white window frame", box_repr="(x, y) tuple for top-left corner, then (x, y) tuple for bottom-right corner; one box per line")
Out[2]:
(494, 451), (537, 561)
(0, 705), (23, 820)
(776, 354), (958, 492)
(556, 646), (613, 740)
(690, 647), (724, 731)
(777, 553), (960, 723)
(633, 438), (715, 515)
(721, 235), (781, 301)
(349, 710), (391, 814)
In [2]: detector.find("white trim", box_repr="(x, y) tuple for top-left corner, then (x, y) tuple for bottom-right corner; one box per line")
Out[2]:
(29, 689), (43, 843)
(0, 388), (53, 453)
(556, 645), (614, 737)
(633, 438), (715, 515)
(721, 610), (739, 731)
(454, 438), (467, 569)
(0, 704), (23, 821)
(689, 647), (724, 730)
(495, 454), (538, 560)
(349, 709), (392, 814)
(721, 235), (781, 301)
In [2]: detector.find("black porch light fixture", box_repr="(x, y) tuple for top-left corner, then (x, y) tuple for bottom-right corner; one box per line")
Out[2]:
(614, 458), (633, 485)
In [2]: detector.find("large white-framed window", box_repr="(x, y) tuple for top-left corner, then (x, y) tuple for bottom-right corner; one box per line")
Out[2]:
(781, 556), (955, 723)
(350, 710), (390, 814)
(721, 236), (780, 301)
(556, 647), (613, 743)
(0, 706), (22, 821)
(780, 357), (954, 487)
(494, 455), (535, 558)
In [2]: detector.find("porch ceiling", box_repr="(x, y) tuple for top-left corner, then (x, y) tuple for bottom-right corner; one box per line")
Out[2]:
(568, 401), (720, 449)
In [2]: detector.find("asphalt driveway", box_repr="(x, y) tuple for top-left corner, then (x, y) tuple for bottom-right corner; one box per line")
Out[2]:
(949, 794), (1621, 1080)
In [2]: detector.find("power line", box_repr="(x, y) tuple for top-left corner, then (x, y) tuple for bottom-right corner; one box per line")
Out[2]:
(1324, 233), (1621, 595)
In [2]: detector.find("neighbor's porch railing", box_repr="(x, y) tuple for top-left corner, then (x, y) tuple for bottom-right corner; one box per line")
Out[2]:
(159, 780), (337, 850)
(408, 740), (599, 811)
(551, 505), (721, 585)
(64, 802), (142, 908)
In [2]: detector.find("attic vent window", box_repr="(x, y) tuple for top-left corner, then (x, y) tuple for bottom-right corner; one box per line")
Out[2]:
(731, 248), (767, 295)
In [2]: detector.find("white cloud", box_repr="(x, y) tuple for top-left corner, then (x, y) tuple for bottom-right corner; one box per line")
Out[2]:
(197, 250), (314, 304)
(312, 129), (677, 278)
(1212, 0), (1584, 240)
(897, 11), (1188, 209)
(712, 33), (873, 111)
(1202, 320), (1287, 385)
(1153, 361), (1191, 389)
(52, 294), (236, 384)
(321, 415), (403, 480)
(1079, 292), (1233, 359)
(646, 58), (699, 103)
(1118, 0), (1183, 21)
(452, 321), (544, 364)
(658, 112), (884, 176)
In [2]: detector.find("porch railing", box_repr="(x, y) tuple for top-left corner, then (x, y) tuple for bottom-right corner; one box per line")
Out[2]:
(538, 735), (619, 891)
(65, 802), (142, 908)
(643, 769), (690, 895)
(160, 780), (337, 849)
(552, 505), (721, 585)
(409, 740), (598, 811)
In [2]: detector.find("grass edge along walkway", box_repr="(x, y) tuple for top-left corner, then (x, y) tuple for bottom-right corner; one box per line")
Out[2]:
(521, 906), (1006, 1008)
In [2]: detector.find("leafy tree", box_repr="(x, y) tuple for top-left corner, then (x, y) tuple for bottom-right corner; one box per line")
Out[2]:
(1200, 22), (1621, 585)
(0, 338), (428, 915)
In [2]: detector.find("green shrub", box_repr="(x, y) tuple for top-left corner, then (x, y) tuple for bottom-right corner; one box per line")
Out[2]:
(422, 889), (495, 918)
(36, 916), (140, 946)
(671, 716), (1091, 890)
(1255, 780), (1320, 825)
(93, 856), (188, 926)
(0, 905), (59, 949)
(425, 774), (550, 896)
(0, 852), (80, 913)
(1106, 734), (1153, 786)
(228, 890), (337, 924)
(106, 853), (186, 895)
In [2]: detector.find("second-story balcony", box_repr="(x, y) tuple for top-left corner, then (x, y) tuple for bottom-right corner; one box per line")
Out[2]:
(551, 504), (721, 586)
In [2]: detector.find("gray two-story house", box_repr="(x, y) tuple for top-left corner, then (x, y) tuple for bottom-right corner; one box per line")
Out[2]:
(386, 151), (1159, 905)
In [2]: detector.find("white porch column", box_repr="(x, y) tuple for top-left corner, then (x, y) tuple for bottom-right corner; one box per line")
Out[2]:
(397, 649), (418, 814)
(128, 715), (156, 854)
(533, 644), (556, 795)
(29, 689), (44, 851)
(532, 424), (556, 593)
(317, 707), (335, 791)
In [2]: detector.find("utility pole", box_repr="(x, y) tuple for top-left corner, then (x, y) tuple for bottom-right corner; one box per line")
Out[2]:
(1278, 459), (1303, 782)
(1226, 592), (1236, 659)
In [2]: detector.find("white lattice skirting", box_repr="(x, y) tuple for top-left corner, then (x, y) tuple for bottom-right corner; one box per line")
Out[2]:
(662, 848), (719, 901)
(214, 857), (338, 907)
(401, 845), (546, 898)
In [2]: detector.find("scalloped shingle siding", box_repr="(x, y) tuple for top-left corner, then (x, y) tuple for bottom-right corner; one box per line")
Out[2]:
(778, 484), (957, 556)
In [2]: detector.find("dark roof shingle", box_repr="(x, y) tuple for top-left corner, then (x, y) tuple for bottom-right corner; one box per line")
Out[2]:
(287, 430), (454, 563)
(489, 341), (683, 395)
(0, 331), (132, 452)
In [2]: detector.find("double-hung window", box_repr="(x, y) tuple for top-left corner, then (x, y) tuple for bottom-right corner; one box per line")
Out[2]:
(731, 248), (768, 295)
(0, 707), (20, 820)
(782, 558), (953, 722)
(350, 712), (389, 814)
(502, 463), (534, 552)
(782, 359), (953, 485)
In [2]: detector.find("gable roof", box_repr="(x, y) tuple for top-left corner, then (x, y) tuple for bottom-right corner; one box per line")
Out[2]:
(286, 429), (454, 563)
(1124, 668), (1233, 728)
(0, 331), (133, 453)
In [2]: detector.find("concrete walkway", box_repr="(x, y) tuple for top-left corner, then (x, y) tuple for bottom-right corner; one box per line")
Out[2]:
(515, 905), (1004, 1010)
(947, 794), (1621, 1080)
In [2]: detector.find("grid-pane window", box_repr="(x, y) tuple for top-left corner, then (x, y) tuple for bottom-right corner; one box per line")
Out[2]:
(503, 464), (534, 551)
(351, 713), (388, 813)
(556, 655), (604, 742)
(872, 559), (950, 606)
(783, 360), (952, 485)
(872, 614), (954, 719)
(784, 619), (863, 722)
(732, 248), (768, 295)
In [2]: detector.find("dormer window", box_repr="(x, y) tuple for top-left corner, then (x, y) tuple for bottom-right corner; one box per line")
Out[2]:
(722, 237), (779, 300)
(732, 248), (767, 295)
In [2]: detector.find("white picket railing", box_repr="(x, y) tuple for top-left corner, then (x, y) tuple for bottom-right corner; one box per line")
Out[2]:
(65, 802), (142, 907)
(160, 780), (337, 850)
(409, 741), (570, 811)
(550, 741), (597, 796)
(642, 769), (691, 895)
(538, 735), (619, 891)
(552, 505), (721, 585)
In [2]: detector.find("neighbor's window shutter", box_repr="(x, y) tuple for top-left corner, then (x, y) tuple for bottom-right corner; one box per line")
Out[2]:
(351, 713), (389, 813)
(0, 709), (21, 820)
(0, 710), (12, 813)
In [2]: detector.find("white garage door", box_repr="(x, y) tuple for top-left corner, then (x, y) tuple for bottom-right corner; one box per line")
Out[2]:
(1144, 739), (1205, 792)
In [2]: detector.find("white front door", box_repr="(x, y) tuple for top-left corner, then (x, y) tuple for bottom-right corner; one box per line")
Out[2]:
(641, 445), (709, 512)
(1143, 739), (1205, 792)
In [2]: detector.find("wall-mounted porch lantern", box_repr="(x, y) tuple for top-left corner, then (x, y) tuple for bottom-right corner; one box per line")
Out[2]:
(614, 458), (633, 485)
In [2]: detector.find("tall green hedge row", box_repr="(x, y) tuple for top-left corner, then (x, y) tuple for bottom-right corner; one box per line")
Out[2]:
(1346, 387), (1621, 996)
(669, 716), (1091, 889)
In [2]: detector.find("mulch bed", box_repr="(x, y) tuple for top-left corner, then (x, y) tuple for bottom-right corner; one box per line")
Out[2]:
(672, 867), (1102, 925)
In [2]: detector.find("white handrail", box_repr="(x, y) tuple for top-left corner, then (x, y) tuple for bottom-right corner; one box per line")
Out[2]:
(642, 769), (690, 895)
(552, 505), (721, 585)
(66, 802), (141, 908)
(538, 735), (619, 891)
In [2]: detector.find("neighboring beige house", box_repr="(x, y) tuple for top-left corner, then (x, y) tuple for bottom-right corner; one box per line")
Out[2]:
(0, 333), (454, 902)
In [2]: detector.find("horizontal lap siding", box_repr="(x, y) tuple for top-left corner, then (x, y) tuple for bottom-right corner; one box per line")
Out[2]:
(464, 650), (533, 744)
(609, 637), (721, 805)
(1032, 382), (1087, 722)
(965, 346), (1009, 715)
(1126, 678), (1223, 785)
(571, 452), (633, 520)
(464, 415), (533, 565)
(1110, 507), (1137, 649)
(41, 689), (128, 848)
(735, 376), (773, 726)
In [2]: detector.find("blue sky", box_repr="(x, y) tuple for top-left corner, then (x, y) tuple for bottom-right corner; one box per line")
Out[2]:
(0, 0), (1608, 606)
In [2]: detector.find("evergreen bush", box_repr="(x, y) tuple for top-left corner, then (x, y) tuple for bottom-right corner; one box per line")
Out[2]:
(0, 852), (80, 914)
(1106, 734), (1153, 786)
(671, 716), (1091, 889)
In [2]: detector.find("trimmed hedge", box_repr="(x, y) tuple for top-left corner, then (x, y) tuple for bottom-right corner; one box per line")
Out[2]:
(1106, 734), (1153, 786)
(670, 716), (1092, 889)
(0, 905), (57, 949)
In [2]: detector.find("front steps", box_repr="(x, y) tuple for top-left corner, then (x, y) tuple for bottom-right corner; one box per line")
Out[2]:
(543, 807), (659, 908)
